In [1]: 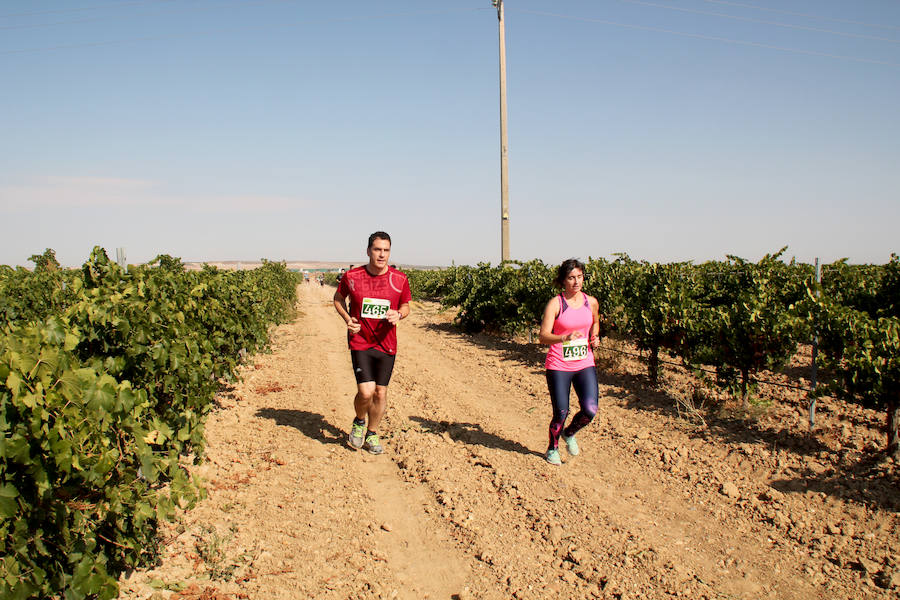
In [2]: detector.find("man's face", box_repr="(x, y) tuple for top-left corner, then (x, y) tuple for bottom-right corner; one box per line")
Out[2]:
(367, 238), (391, 270)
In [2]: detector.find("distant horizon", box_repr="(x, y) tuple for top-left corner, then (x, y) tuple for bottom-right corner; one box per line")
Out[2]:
(4, 249), (896, 271)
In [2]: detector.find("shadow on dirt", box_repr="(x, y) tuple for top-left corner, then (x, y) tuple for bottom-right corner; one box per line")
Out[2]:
(215, 383), (241, 402)
(423, 322), (546, 374)
(769, 453), (900, 512)
(420, 317), (900, 510)
(409, 416), (544, 459)
(255, 408), (347, 447)
(774, 362), (815, 384)
(426, 321), (831, 459)
(599, 367), (831, 459)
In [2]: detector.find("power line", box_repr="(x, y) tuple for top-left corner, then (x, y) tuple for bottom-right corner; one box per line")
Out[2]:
(1, 14), (145, 31)
(514, 8), (900, 68)
(615, 0), (900, 45)
(700, 0), (900, 32)
(0, 0), (293, 31)
(0, 6), (490, 56)
(0, 0), (176, 19)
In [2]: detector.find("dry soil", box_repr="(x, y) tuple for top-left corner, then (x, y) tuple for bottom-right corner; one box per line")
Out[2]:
(118, 282), (900, 600)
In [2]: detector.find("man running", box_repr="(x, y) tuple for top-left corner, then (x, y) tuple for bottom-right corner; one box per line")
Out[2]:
(333, 231), (411, 454)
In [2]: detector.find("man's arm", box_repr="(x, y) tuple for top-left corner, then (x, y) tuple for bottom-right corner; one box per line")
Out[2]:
(333, 290), (361, 334)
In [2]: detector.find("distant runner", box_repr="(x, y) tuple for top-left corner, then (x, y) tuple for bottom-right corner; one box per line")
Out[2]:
(538, 258), (601, 465)
(333, 231), (411, 454)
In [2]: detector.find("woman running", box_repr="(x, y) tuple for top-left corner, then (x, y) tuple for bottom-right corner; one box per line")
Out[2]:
(539, 258), (601, 465)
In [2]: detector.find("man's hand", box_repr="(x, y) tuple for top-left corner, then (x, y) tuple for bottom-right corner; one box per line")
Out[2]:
(347, 317), (361, 334)
(386, 310), (401, 326)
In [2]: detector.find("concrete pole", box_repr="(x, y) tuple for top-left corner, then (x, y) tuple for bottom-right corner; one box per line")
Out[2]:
(496, 0), (510, 262)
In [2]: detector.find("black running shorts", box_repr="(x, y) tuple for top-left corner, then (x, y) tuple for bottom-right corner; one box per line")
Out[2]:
(350, 348), (396, 386)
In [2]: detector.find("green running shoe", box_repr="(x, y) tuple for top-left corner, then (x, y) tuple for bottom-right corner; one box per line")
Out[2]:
(545, 448), (562, 465)
(348, 421), (365, 449)
(561, 434), (580, 456)
(363, 433), (383, 455)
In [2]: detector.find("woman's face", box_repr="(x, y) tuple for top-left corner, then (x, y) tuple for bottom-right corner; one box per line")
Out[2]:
(563, 268), (584, 294)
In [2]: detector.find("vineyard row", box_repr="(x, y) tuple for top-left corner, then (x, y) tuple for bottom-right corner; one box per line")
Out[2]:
(1, 248), (300, 600)
(404, 251), (900, 455)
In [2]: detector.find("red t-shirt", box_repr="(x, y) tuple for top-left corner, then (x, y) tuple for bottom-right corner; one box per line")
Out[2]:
(337, 265), (412, 355)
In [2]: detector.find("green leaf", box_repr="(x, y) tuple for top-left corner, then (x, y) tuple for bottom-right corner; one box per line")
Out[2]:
(5, 371), (22, 395)
(0, 496), (17, 519)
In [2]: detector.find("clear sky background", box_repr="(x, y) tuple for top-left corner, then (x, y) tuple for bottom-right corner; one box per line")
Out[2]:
(1, 0), (898, 268)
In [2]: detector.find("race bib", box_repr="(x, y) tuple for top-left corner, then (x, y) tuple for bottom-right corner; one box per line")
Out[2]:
(561, 337), (589, 361)
(360, 297), (391, 319)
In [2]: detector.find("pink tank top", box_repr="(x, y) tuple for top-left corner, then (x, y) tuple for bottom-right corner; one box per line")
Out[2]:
(545, 293), (596, 372)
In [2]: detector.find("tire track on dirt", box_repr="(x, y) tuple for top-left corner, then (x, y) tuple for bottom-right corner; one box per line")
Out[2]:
(383, 301), (826, 599)
(297, 283), (472, 600)
(118, 285), (897, 600)
(118, 284), (473, 600)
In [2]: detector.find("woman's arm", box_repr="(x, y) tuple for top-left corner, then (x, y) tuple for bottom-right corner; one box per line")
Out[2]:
(539, 296), (579, 345)
(588, 295), (601, 347)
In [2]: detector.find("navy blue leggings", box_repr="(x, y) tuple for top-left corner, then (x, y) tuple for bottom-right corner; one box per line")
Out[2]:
(546, 367), (599, 450)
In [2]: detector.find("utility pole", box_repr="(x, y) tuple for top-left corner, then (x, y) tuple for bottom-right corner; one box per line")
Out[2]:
(809, 257), (821, 430)
(494, 0), (510, 262)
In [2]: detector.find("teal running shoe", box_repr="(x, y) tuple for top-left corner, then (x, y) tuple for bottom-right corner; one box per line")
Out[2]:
(561, 434), (580, 456)
(545, 448), (562, 465)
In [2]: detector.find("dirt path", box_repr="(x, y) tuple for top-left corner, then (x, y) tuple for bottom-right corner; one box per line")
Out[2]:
(119, 283), (899, 600)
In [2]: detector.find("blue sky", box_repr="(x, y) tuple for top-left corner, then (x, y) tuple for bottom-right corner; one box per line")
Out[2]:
(1, 0), (898, 268)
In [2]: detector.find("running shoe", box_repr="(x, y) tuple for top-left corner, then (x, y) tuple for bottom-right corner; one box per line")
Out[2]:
(561, 434), (580, 456)
(545, 448), (562, 465)
(348, 421), (365, 449)
(363, 433), (383, 455)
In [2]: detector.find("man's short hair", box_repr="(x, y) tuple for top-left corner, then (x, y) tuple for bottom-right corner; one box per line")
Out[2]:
(368, 231), (391, 249)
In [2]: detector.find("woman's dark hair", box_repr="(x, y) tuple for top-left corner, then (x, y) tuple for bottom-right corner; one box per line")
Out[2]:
(553, 258), (586, 289)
